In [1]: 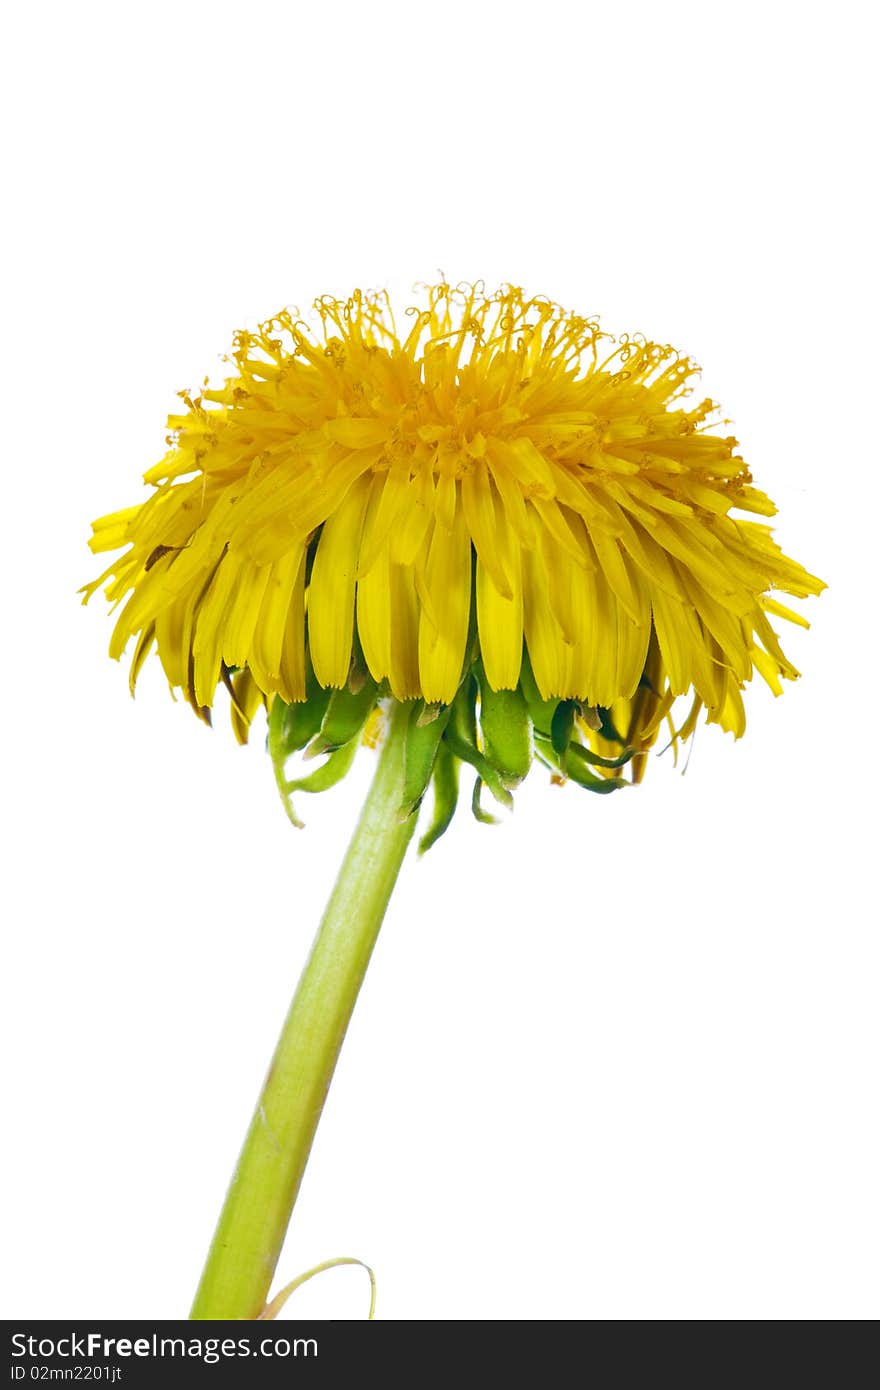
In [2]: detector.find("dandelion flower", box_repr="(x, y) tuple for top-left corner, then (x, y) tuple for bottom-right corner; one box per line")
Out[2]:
(84, 284), (825, 1318)
(85, 283), (822, 787)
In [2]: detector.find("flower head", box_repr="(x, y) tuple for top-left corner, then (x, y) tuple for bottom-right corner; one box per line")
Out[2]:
(84, 282), (823, 835)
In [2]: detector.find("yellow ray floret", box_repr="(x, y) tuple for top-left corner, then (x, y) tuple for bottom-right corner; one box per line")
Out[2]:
(83, 282), (824, 735)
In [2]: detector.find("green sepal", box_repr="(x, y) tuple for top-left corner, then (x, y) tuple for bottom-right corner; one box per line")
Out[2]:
(402, 700), (452, 817)
(564, 758), (626, 794)
(444, 730), (514, 810)
(275, 669), (332, 755)
(550, 699), (576, 757)
(596, 709), (626, 745)
(471, 777), (500, 825)
(285, 739), (359, 794)
(476, 668), (532, 783)
(534, 735), (625, 794)
(268, 685), (362, 826)
(566, 740), (634, 771)
(445, 675), (514, 809)
(449, 671), (479, 745)
(518, 655), (558, 738)
(308, 677), (379, 756)
(268, 696), (305, 827)
(418, 741), (460, 854)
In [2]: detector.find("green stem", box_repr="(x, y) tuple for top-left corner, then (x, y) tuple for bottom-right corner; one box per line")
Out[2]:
(190, 702), (417, 1320)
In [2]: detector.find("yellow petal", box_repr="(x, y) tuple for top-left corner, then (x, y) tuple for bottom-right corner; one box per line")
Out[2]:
(461, 464), (511, 599)
(565, 560), (620, 708)
(356, 550), (393, 685)
(388, 562), (422, 701)
(192, 553), (241, 707)
(279, 555), (307, 701)
(250, 546), (306, 689)
(418, 511), (472, 703)
(357, 460), (411, 577)
(522, 543), (567, 699)
(222, 558), (271, 668)
(308, 475), (370, 687)
(477, 504), (523, 689)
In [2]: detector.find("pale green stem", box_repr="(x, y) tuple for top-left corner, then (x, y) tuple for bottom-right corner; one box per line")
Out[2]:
(190, 702), (417, 1320)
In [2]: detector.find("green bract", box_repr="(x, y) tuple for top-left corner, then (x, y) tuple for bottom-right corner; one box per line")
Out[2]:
(267, 657), (633, 851)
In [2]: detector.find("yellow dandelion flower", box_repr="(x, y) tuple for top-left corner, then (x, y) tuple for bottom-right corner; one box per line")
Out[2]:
(84, 281), (826, 1320)
(84, 281), (823, 821)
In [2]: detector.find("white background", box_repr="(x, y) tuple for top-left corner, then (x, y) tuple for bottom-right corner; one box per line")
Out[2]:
(2, 0), (876, 1321)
